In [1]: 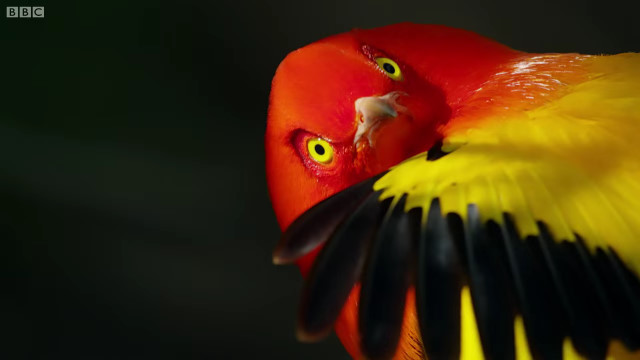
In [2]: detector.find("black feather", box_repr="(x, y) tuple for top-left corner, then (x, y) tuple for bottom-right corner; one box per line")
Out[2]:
(359, 195), (421, 360)
(416, 199), (464, 360)
(297, 193), (391, 341)
(465, 205), (515, 360)
(536, 223), (608, 359)
(426, 139), (449, 161)
(498, 215), (564, 360)
(593, 247), (640, 350)
(273, 172), (385, 264)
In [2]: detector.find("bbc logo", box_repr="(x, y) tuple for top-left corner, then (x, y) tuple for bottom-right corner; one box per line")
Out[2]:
(6, 6), (44, 18)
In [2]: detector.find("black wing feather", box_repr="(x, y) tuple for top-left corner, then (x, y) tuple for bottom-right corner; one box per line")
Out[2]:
(273, 173), (385, 264)
(359, 195), (421, 360)
(499, 215), (565, 360)
(416, 198), (464, 360)
(274, 176), (640, 359)
(465, 206), (516, 360)
(537, 223), (609, 359)
(297, 193), (391, 341)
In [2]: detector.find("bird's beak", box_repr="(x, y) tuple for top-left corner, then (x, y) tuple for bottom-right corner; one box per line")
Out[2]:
(353, 91), (428, 173)
(353, 91), (407, 146)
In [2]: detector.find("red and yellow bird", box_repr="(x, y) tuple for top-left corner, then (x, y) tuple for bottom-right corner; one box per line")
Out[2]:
(265, 23), (640, 360)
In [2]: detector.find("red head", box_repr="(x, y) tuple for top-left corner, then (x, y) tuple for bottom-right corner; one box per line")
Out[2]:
(266, 23), (518, 230)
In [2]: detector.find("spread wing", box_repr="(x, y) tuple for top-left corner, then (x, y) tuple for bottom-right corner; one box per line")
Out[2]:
(273, 53), (640, 360)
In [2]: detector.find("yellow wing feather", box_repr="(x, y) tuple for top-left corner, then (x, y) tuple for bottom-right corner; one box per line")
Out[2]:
(375, 53), (640, 274)
(373, 53), (640, 359)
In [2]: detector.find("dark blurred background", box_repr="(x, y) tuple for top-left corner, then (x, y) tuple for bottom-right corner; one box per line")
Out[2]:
(1, 0), (637, 358)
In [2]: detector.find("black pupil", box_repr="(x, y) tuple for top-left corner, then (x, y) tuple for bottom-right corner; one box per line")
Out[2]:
(314, 144), (325, 156)
(383, 62), (395, 74)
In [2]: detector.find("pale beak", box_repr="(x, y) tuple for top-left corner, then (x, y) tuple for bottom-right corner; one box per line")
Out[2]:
(353, 91), (407, 146)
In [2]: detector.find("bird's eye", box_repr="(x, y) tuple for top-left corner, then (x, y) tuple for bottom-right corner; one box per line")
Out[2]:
(375, 57), (403, 81)
(307, 138), (334, 164)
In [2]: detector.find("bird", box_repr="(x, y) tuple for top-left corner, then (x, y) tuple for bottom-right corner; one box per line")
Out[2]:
(265, 23), (640, 360)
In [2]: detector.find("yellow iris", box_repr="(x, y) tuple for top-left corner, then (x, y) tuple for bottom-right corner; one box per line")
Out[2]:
(375, 57), (403, 81)
(307, 138), (334, 164)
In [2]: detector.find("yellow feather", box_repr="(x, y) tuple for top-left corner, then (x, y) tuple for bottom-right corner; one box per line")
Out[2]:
(460, 287), (484, 360)
(375, 53), (640, 272)
(374, 53), (640, 358)
(515, 317), (533, 360)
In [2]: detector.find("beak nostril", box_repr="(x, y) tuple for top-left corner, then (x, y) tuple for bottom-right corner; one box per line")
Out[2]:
(353, 91), (408, 145)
